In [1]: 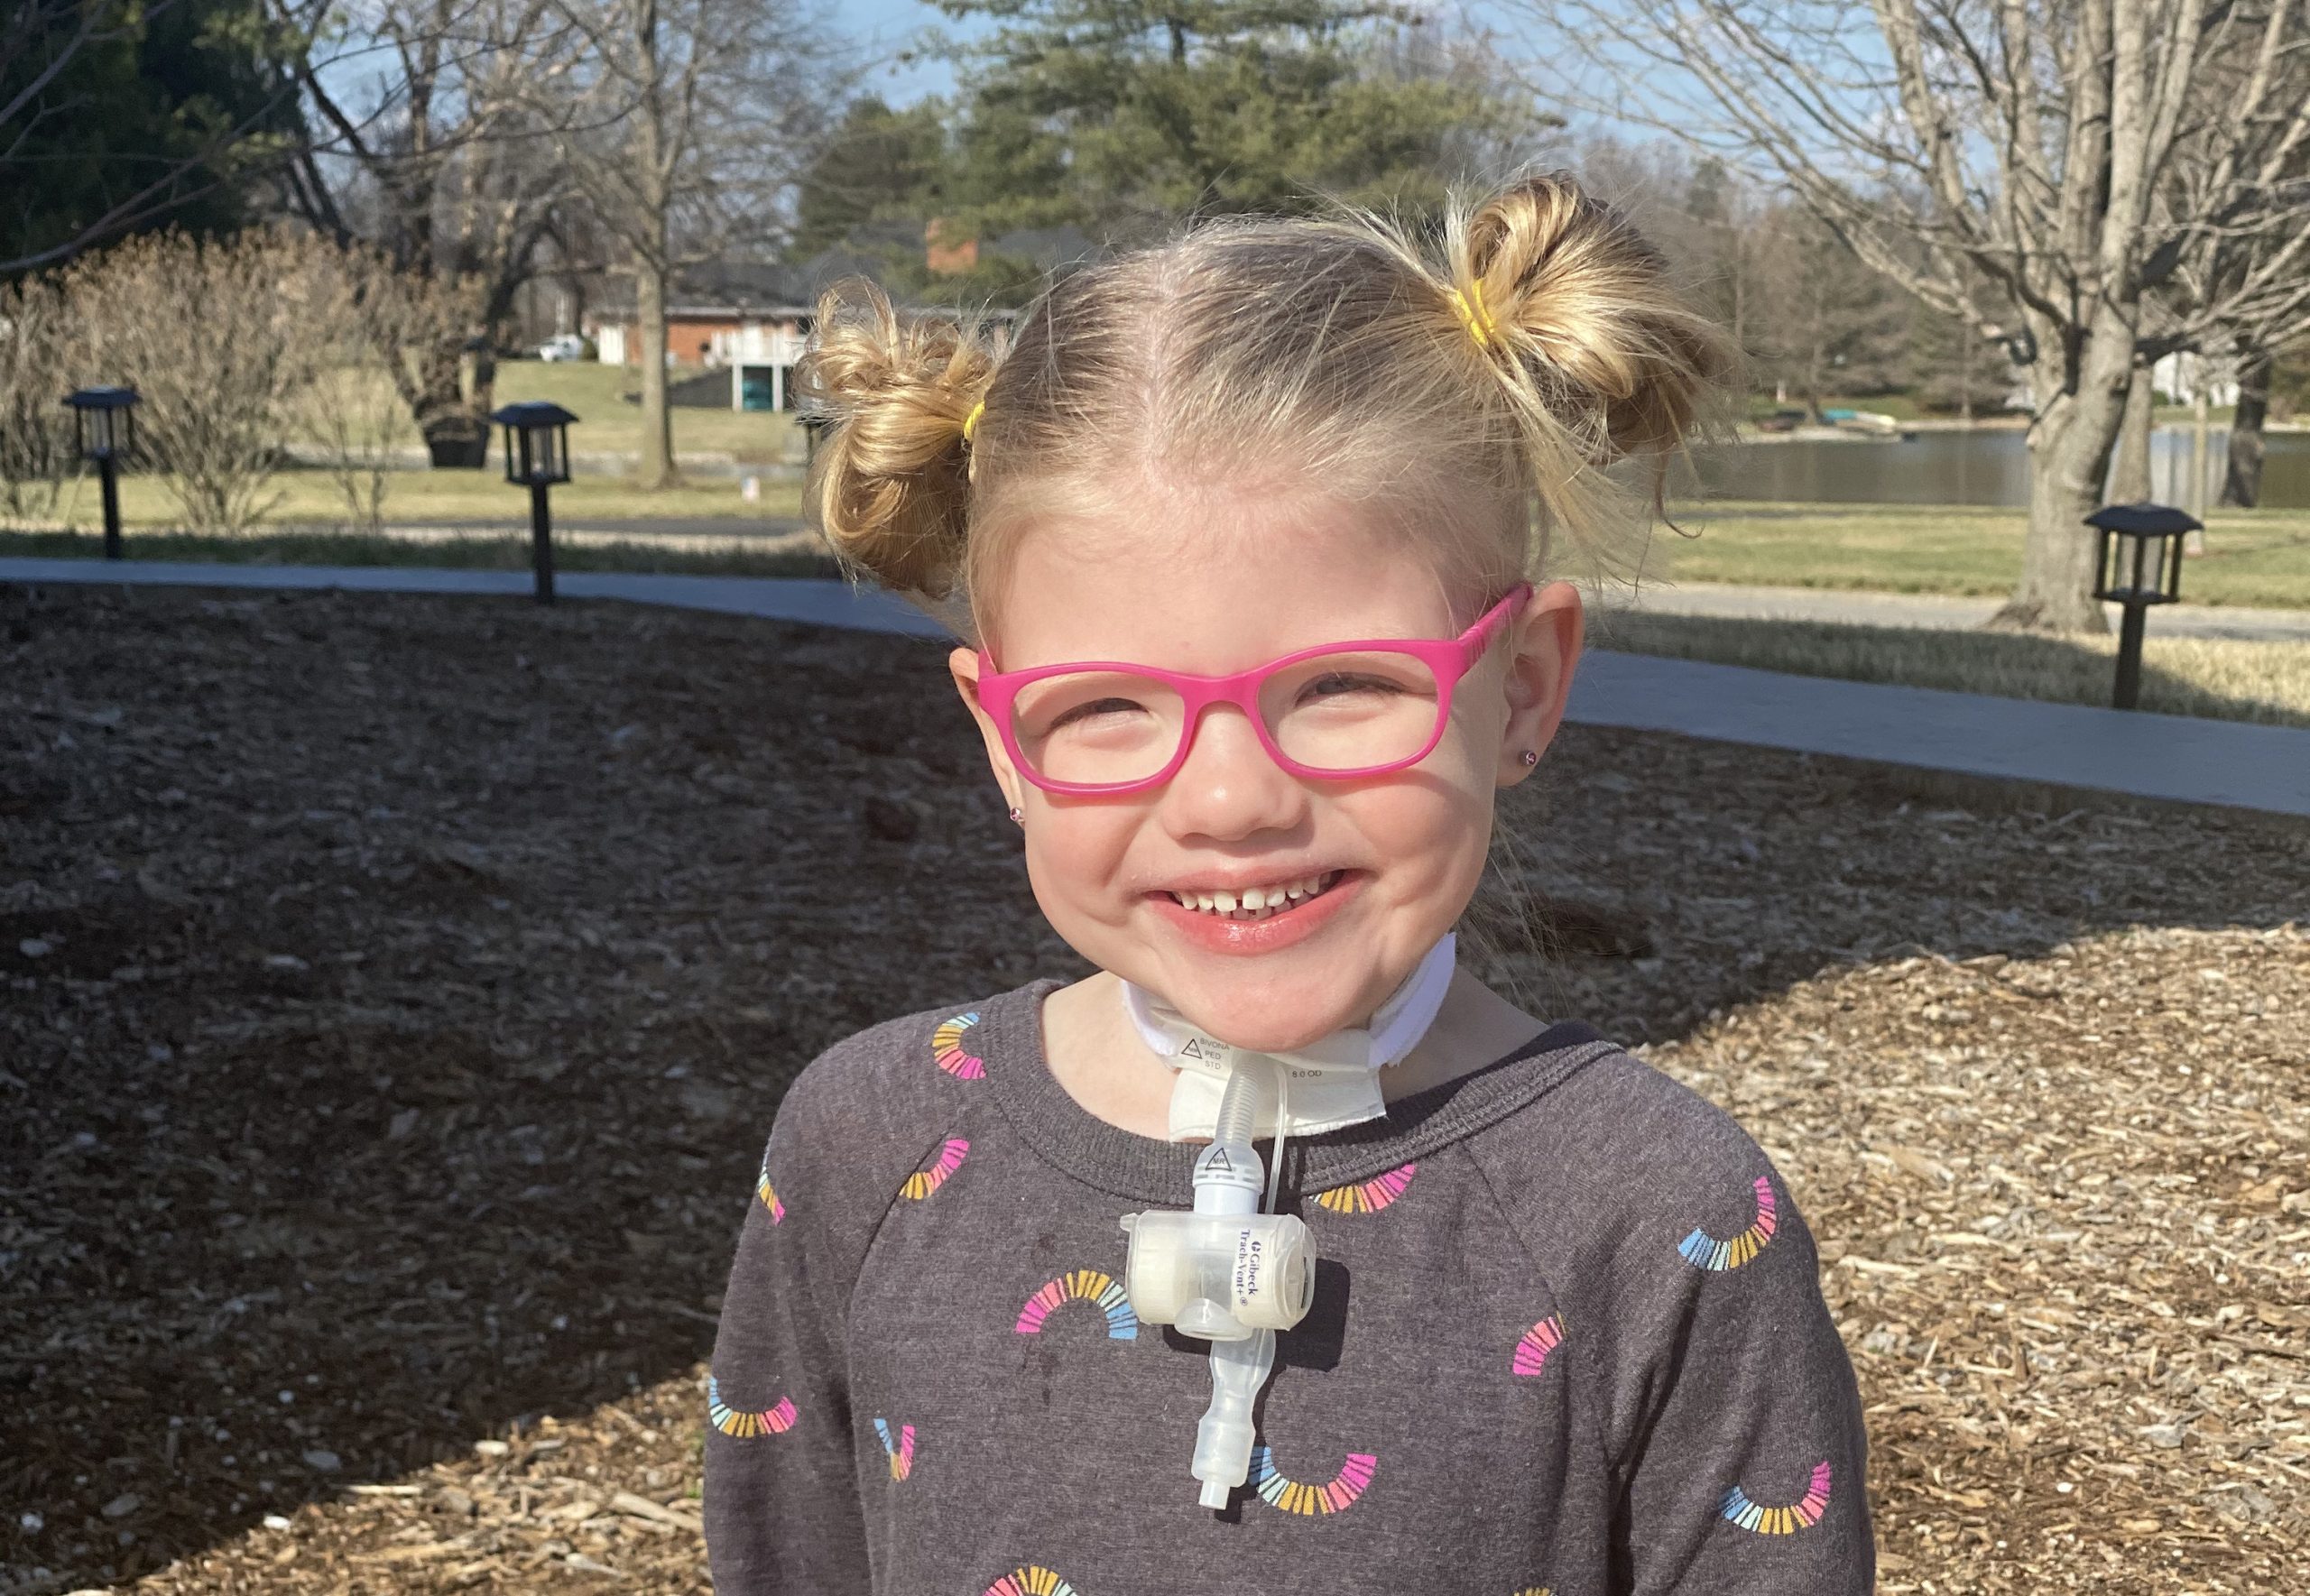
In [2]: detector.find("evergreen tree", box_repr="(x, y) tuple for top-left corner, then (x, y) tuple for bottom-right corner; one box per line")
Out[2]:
(1, 0), (299, 272)
(925, 1), (1545, 254)
(790, 96), (953, 262)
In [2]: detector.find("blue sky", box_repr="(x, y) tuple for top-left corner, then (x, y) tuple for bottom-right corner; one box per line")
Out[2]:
(841, 2), (978, 105)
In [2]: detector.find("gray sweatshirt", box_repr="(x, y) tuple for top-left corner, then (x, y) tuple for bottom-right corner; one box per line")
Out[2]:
(705, 978), (1873, 1595)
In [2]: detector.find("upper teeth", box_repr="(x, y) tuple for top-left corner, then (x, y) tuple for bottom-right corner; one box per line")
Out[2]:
(1169, 872), (1334, 916)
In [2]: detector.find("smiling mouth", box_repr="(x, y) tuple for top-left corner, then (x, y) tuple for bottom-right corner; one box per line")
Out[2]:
(1161, 871), (1344, 922)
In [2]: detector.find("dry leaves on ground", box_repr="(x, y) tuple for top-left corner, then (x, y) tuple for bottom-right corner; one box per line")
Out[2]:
(2, 584), (2303, 1595)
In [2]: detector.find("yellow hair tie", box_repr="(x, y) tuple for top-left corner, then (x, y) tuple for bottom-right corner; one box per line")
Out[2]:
(961, 400), (986, 444)
(1448, 280), (1499, 349)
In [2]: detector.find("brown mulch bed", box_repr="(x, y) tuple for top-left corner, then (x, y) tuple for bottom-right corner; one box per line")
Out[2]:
(2, 583), (2304, 1596)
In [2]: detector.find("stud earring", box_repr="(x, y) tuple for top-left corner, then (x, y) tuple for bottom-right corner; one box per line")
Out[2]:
(1519, 750), (1539, 768)
(1009, 806), (1025, 826)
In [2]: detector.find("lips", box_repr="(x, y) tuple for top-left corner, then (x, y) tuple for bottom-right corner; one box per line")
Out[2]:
(1146, 870), (1363, 956)
(1161, 870), (1344, 921)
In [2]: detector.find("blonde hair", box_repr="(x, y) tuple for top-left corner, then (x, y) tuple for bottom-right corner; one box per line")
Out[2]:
(799, 170), (1732, 641)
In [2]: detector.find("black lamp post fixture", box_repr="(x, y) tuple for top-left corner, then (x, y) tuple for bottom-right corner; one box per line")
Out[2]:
(2086, 502), (2196, 711)
(64, 386), (140, 560)
(490, 401), (578, 604)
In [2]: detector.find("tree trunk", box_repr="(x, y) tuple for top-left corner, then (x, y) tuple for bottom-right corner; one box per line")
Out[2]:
(635, 261), (677, 489)
(1993, 337), (2127, 633)
(2222, 349), (2272, 508)
(406, 339), (489, 469)
(2106, 363), (2154, 502)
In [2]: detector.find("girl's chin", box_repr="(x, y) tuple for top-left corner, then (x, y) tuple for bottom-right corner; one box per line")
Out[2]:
(1146, 971), (1377, 1055)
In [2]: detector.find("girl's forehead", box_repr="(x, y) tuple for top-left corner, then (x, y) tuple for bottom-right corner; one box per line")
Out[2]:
(983, 494), (1465, 671)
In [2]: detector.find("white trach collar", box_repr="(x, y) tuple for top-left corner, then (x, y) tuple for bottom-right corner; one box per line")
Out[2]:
(1121, 934), (1458, 1141)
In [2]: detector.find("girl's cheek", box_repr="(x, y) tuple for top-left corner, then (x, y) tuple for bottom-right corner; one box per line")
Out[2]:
(1025, 813), (1141, 921)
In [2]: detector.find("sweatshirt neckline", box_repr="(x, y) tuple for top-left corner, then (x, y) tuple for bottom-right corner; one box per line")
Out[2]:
(976, 976), (1620, 1206)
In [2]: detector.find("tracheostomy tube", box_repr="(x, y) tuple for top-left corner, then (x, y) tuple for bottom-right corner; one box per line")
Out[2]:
(1120, 1056), (1315, 1508)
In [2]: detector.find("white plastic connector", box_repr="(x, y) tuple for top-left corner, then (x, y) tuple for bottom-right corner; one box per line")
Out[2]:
(1119, 1054), (1313, 1509)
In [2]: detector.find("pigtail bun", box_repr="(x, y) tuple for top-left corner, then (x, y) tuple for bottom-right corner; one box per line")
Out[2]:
(797, 277), (1003, 599)
(1445, 173), (1734, 519)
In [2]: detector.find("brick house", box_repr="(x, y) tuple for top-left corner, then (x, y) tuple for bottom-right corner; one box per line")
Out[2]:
(587, 221), (1103, 412)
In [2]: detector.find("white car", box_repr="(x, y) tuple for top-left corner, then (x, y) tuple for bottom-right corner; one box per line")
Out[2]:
(537, 334), (588, 362)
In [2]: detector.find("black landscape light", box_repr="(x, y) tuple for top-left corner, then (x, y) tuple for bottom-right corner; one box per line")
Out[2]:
(490, 401), (578, 604)
(64, 386), (140, 560)
(2086, 502), (2196, 712)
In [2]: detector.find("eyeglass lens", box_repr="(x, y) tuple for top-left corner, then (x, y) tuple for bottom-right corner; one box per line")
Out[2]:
(1008, 650), (1446, 787)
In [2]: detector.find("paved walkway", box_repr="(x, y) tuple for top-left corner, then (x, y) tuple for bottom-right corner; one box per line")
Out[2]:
(5, 558), (2305, 818)
(1597, 580), (2310, 643)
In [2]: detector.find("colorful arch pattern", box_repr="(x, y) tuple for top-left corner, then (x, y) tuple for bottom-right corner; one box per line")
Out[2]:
(1246, 1446), (1378, 1517)
(932, 1012), (986, 1080)
(873, 1417), (915, 1481)
(1314, 1162), (1417, 1214)
(1719, 1460), (1833, 1536)
(1678, 1175), (1779, 1271)
(900, 1138), (970, 1200)
(983, 1570), (1077, 1596)
(753, 1152), (784, 1223)
(1014, 1269), (1137, 1340)
(707, 1375), (796, 1439)
(1512, 1314), (1566, 1378)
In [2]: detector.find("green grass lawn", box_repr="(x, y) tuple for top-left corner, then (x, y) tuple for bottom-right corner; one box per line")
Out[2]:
(291, 359), (808, 466)
(0, 525), (842, 578)
(1593, 611), (2310, 728)
(1650, 500), (2310, 609)
(28, 465), (808, 532)
(492, 362), (808, 462)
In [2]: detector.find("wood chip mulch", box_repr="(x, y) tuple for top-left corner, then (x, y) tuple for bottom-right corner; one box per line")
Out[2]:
(2, 583), (2304, 1596)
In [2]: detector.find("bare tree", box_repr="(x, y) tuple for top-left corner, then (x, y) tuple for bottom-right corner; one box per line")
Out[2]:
(521, 0), (850, 488)
(300, 244), (482, 529)
(0, 0), (311, 273)
(269, 0), (570, 464)
(1523, 0), (2310, 632)
(64, 229), (341, 534)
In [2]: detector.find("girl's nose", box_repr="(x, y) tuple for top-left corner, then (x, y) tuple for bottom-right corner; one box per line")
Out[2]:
(1161, 705), (1307, 842)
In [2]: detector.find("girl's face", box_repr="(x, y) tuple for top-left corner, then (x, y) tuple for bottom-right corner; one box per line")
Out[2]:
(948, 476), (1583, 1054)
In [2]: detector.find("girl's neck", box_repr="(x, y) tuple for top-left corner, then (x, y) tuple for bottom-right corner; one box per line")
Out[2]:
(1040, 966), (1548, 1142)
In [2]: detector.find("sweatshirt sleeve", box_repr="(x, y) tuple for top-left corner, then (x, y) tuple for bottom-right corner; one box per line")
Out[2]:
(1607, 1160), (1873, 1594)
(1482, 1052), (1875, 1596)
(701, 1091), (875, 1596)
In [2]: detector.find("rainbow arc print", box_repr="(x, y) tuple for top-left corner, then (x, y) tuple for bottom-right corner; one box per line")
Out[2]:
(932, 1012), (986, 1080)
(1014, 1269), (1138, 1340)
(1246, 1446), (1378, 1516)
(1678, 1175), (1779, 1271)
(901, 1138), (969, 1200)
(707, 1375), (796, 1438)
(1720, 1459), (1833, 1536)
(983, 1570), (1077, 1596)
(1512, 1314), (1566, 1378)
(1314, 1162), (1417, 1214)
(873, 1417), (915, 1481)
(753, 1152), (784, 1223)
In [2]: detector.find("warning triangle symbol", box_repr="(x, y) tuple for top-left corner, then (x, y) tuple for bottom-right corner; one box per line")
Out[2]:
(1206, 1148), (1234, 1173)
(1182, 1037), (1215, 1060)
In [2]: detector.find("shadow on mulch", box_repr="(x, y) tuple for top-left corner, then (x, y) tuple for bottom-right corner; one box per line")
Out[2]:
(1, 582), (2303, 1591)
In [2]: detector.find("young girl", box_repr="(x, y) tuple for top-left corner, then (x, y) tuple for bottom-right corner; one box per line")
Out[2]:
(705, 172), (1874, 1594)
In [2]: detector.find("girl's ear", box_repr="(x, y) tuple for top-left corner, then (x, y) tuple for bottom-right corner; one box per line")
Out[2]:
(1495, 581), (1585, 787)
(949, 647), (1028, 815)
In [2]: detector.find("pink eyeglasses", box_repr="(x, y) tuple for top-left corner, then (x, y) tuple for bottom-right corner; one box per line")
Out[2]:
(974, 584), (1532, 796)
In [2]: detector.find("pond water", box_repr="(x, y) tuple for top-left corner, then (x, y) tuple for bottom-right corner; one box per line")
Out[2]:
(1688, 426), (2310, 509)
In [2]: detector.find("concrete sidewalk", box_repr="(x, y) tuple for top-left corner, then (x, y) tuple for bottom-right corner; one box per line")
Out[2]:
(1597, 580), (2310, 643)
(6, 557), (2305, 818)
